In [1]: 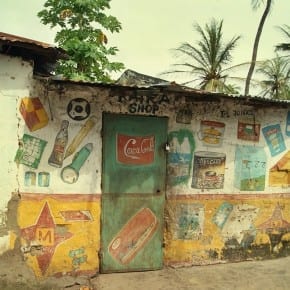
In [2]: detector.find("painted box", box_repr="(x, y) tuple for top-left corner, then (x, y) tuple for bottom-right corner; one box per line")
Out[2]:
(234, 145), (266, 191)
(19, 97), (48, 131)
(269, 150), (290, 187)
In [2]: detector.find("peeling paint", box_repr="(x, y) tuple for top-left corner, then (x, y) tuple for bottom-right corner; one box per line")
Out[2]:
(2, 51), (290, 279)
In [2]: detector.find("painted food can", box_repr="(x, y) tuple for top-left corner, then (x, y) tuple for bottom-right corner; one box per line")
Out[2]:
(24, 171), (36, 186)
(191, 151), (226, 189)
(198, 120), (225, 147)
(38, 172), (50, 187)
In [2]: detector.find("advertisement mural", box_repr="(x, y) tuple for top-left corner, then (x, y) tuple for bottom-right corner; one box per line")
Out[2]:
(262, 124), (286, 157)
(167, 129), (195, 186)
(14, 96), (98, 193)
(234, 145), (266, 191)
(191, 151), (226, 190)
(19, 194), (100, 277)
(8, 79), (290, 275)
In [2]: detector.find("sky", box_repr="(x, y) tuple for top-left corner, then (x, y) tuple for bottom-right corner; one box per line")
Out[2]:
(0, 0), (289, 87)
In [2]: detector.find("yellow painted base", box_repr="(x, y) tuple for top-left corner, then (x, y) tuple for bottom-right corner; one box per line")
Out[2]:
(18, 193), (101, 278)
(164, 194), (290, 265)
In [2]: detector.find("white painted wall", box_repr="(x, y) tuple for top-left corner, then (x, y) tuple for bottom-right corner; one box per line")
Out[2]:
(2, 54), (290, 204)
(0, 54), (33, 211)
(27, 83), (290, 197)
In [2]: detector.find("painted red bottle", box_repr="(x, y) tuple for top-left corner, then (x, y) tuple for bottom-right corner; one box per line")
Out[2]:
(48, 120), (69, 167)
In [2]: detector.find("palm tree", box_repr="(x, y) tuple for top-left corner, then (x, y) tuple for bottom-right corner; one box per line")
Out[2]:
(162, 19), (241, 93)
(244, 0), (273, 96)
(276, 24), (290, 52)
(256, 54), (290, 99)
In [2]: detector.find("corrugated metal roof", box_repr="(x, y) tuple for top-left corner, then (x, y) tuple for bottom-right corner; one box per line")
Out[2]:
(0, 32), (54, 49)
(0, 31), (66, 60)
(40, 72), (290, 108)
(0, 33), (288, 107)
(115, 69), (290, 106)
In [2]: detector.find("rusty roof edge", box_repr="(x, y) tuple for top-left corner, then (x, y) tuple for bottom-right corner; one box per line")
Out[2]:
(0, 31), (67, 58)
(0, 32), (54, 48)
(34, 75), (290, 107)
(1, 33), (288, 106)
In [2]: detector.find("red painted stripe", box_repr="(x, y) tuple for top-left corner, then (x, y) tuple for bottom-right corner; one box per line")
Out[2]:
(19, 192), (101, 202)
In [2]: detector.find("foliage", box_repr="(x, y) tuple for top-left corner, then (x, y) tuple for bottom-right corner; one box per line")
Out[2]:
(163, 19), (241, 93)
(244, 0), (273, 95)
(38, 0), (124, 82)
(276, 24), (290, 52)
(256, 54), (290, 99)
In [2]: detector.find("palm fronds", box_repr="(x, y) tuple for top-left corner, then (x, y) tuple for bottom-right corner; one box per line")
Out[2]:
(162, 18), (241, 93)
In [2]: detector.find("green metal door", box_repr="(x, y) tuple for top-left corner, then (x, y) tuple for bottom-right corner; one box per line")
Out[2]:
(100, 113), (168, 273)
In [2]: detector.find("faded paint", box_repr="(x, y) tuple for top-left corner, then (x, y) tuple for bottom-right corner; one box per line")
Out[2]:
(1, 49), (290, 278)
(0, 55), (32, 210)
(167, 129), (195, 186)
(0, 54), (34, 256)
(164, 195), (290, 265)
(234, 145), (266, 191)
(100, 114), (167, 272)
(18, 194), (100, 277)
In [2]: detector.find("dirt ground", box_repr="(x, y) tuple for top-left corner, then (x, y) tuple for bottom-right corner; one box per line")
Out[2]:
(0, 251), (289, 290)
(96, 257), (290, 290)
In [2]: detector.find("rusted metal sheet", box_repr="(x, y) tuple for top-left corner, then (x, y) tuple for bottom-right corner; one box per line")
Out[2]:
(0, 31), (67, 61)
(100, 113), (168, 273)
(0, 32), (54, 49)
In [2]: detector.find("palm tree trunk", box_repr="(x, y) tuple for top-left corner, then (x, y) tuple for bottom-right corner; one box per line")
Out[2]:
(244, 0), (272, 96)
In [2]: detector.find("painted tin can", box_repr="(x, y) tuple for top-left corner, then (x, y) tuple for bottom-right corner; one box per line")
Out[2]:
(198, 120), (225, 147)
(191, 151), (226, 189)
(24, 171), (36, 186)
(38, 172), (50, 187)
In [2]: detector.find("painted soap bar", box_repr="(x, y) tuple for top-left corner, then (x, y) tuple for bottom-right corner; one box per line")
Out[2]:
(19, 97), (48, 131)
(108, 207), (158, 265)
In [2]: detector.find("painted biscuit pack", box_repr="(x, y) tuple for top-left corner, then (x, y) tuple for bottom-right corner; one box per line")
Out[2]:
(108, 207), (158, 265)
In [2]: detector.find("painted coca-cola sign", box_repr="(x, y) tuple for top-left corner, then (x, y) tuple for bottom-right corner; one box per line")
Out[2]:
(117, 134), (155, 165)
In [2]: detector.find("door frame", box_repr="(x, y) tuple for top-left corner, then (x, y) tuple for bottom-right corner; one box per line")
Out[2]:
(100, 112), (168, 273)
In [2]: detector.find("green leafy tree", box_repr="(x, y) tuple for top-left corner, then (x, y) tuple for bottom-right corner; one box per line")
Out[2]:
(244, 0), (273, 95)
(276, 24), (290, 52)
(256, 54), (290, 99)
(163, 19), (242, 93)
(38, 0), (124, 82)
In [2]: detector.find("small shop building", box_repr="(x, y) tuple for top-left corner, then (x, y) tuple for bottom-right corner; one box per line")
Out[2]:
(1, 32), (290, 277)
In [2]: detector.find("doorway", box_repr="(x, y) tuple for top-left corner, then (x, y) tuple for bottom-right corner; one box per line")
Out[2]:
(100, 113), (168, 273)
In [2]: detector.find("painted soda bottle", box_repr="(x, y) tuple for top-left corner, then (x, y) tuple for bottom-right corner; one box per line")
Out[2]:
(48, 120), (69, 167)
(179, 137), (191, 177)
(168, 136), (180, 180)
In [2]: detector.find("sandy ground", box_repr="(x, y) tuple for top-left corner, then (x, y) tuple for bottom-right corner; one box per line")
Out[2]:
(0, 252), (289, 289)
(95, 257), (290, 290)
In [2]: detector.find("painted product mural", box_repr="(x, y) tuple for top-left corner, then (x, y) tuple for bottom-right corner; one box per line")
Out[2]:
(167, 129), (195, 186)
(15, 95), (99, 277)
(165, 104), (290, 264)
(15, 96), (97, 192)
(108, 207), (158, 265)
(19, 194), (100, 277)
(12, 87), (290, 276)
(168, 107), (290, 193)
(165, 198), (290, 264)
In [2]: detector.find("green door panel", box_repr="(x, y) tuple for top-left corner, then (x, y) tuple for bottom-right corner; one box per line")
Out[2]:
(101, 193), (164, 272)
(100, 113), (168, 273)
(102, 113), (168, 194)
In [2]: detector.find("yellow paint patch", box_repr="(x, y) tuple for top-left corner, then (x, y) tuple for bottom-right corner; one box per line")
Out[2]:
(9, 231), (17, 250)
(18, 194), (101, 278)
(164, 195), (290, 265)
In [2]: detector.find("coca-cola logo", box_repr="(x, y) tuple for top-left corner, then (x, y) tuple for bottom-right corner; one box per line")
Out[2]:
(117, 134), (155, 165)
